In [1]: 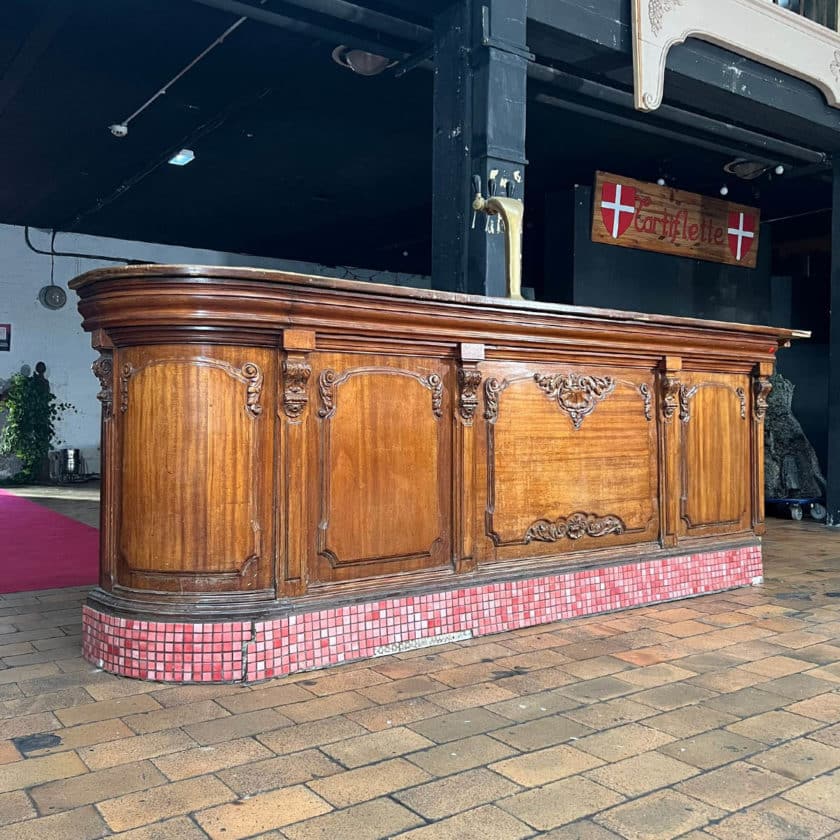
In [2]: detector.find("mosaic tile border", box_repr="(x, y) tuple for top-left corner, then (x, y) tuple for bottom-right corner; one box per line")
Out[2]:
(82, 544), (762, 683)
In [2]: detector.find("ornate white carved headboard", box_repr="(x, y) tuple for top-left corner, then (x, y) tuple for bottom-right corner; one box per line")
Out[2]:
(633, 0), (840, 111)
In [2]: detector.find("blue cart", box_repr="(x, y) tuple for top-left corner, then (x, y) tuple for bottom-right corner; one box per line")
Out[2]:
(767, 497), (826, 522)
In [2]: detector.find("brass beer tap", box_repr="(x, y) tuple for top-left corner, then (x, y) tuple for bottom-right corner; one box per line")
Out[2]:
(472, 173), (524, 300)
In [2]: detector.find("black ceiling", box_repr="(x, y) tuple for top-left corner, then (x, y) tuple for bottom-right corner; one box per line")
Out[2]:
(0, 0), (440, 271)
(0, 0), (833, 277)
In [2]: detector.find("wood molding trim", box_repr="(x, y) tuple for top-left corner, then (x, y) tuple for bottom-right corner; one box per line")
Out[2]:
(279, 329), (316, 595)
(92, 347), (117, 590)
(633, 0), (840, 112)
(456, 343), (485, 573)
(659, 356), (682, 549)
(751, 360), (774, 535)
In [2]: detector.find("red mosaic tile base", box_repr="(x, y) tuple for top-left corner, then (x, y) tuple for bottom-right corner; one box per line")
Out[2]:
(82, 544), (762, 683)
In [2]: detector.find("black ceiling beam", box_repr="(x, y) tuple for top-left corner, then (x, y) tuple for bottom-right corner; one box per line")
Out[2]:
(393, 43), (434, 78)
(189, 0), (415, 58)
(270, 0), (430, 44)
(529, 1), (628, 54)
(528, 64), (828, 167)
(533, 92), (786, 171)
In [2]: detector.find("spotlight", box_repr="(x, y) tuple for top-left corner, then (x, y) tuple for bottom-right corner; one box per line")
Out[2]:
(724, 159), (768, 180)
(656, 177), (666, 186)
(720, 185), (729, 197)
(109, 123), (128, 138)
(775, 165), (785, 175)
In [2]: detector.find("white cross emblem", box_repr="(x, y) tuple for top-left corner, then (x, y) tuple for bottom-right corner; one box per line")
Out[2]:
(600, 184), (636, 239)
(728, 212), (755, 261)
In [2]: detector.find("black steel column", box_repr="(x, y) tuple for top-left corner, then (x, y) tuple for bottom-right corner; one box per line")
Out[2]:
(827, 154), (840, 525)
(432, 0), (529, 296)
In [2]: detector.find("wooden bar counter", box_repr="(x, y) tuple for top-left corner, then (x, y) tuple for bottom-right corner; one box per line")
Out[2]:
(70, 265), (803, 682)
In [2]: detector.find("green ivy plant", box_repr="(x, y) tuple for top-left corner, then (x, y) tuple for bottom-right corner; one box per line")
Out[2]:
(0, 372), (75, 482)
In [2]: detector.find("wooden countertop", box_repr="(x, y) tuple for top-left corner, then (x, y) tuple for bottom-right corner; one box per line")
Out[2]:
(70, 264), (807, 343)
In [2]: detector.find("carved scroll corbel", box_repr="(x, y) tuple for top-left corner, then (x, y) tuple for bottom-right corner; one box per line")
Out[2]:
(660, 372), (695, 423)
(281, 329), (316, 422)
(318, 370), (337, 418)
(679, 384), (697, 423)
(639, 383), (653, 421)
(484, 378), (504, 423)
(661, 372), (680, 422)
(241, 363), (264, 418)
(735, 387), (747, 420)
(458, 368), (483, 425)
(753, 376), (772, 422)
(119, 363), (133, 413)
(457, 344), (485, 426)
(428, 374), (443, 419)
(282, 361), (311, 421)
(91, 353), (114, 418)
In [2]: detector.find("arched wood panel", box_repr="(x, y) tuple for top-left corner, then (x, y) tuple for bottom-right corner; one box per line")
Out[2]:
(309, 354), (453, 585)
(679, 372), (751, 537)
(115, 346), (275, 593)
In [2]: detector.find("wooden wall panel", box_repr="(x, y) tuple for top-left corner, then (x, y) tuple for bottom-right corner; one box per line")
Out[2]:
(310, 354), (453, 585)
(477, 363), (659, 564)
(116, 346), (275, 593)
(680, 371), (751, 537)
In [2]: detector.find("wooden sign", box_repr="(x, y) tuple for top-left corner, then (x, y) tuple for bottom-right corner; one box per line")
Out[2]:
(591, 171), (760, 268)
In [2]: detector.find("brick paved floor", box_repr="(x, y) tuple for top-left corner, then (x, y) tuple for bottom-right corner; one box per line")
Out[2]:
(0, 518), (839, 838)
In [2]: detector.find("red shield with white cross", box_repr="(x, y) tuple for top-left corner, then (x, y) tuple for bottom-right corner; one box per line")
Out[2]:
(727, 211), (756, 262)
(600, 181), (637, 239)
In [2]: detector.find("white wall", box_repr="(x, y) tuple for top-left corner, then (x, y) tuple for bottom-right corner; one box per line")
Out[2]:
(0, 223), (429, 475)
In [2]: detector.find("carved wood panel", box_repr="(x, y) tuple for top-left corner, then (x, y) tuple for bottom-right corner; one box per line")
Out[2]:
(115, 346), (275, 593)
(679, 371), (751, 536)
(476, 363), (659, 565)
(751, 365), (774, 535)
(309, 354), (453, 585)
(92, 347), (116, 590)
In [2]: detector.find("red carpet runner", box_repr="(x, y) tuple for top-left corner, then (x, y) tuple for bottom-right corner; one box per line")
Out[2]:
(0, 489), (98, 593)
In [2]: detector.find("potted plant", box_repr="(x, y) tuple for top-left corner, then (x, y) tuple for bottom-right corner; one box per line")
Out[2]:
(0, 363), (75, 483)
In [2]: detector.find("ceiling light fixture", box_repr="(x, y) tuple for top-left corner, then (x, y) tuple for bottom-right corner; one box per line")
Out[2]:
(168, 149), (195, 166)
(331, 45), (396, 76)
(723, 159), (770, 180)
(720, 185), (729, 196)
